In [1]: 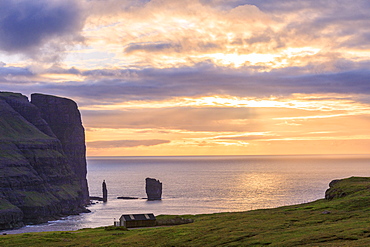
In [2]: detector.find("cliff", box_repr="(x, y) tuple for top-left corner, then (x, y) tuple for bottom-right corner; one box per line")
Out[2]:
(0, 92), (89, 230)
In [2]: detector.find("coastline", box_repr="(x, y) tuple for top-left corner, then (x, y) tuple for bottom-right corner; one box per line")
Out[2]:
(3, 154), (370, 234)
(2, 177), (370, 246)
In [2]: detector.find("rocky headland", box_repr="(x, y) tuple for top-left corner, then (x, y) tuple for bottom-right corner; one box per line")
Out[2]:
(0, 92), (89, 230)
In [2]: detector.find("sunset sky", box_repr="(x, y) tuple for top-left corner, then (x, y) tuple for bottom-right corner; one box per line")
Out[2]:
(1, 0), (370, 156)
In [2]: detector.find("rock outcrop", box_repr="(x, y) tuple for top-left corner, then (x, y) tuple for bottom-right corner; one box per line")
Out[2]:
(0, 92), (89, 230)
(102, 180), (107, 202)
(145, 178), (162, 200)
(325, 177), (370, 200)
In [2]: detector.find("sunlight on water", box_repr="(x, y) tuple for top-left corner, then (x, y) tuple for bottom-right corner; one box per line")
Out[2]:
(234, 173), (286, 209)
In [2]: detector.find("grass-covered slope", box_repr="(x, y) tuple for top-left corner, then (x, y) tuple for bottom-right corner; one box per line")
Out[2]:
(2, 177), (370, 246)
(0, 93), (52, 141)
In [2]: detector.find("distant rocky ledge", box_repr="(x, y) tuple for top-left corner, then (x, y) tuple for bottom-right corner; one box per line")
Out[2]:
(117, 196), (139, 200)
(0, 92), (89, 230)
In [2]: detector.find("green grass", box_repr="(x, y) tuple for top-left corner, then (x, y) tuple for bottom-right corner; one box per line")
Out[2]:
(19, 191), (58, 208)
(0, 93), (52, 142)
(2, 177), (370, 246)
(0, 92), (27, 99)
(0, 199), (19, 211)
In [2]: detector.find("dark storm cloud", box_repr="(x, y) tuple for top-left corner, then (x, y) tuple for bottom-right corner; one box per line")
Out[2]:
(87, 139), (170, 149)
(0, 0), (84, 58)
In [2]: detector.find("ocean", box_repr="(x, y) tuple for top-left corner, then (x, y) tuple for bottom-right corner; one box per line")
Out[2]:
(2, 154), (370, 234)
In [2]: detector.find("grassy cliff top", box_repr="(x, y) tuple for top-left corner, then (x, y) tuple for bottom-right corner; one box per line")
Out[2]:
(2, 176), (370, 246)
(0, 92), (28, 100)
(0, 94), (52, 142)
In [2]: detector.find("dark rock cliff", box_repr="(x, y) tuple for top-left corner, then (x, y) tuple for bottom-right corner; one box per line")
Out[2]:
(31, 94), (89, 205)
(0, 92), (89, 230)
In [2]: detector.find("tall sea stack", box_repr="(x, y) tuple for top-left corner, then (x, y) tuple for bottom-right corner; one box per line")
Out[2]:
(145, 178), (162, 200)
(0, 92), (89, 230)
(102, 180), (108, 202)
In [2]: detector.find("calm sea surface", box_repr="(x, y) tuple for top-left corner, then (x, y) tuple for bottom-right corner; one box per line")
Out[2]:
(3, 154), (370, 234)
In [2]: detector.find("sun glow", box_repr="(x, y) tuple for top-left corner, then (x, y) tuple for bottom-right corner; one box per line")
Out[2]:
(205, 53), (278, 67)
(80, 94), (369, 116)
(40, 73), (84, 82)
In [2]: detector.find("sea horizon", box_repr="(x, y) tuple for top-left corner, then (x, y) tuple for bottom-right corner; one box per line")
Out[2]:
(87, 153), (370, 158)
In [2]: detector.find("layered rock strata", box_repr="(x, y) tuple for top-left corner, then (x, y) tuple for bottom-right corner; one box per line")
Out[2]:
(31, 93), (89, 204)
(0, 92), (89, 230)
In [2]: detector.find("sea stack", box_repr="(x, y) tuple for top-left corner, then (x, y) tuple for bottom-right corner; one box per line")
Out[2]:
(102, 180), (108, 202)
(145, 178), (162, 200)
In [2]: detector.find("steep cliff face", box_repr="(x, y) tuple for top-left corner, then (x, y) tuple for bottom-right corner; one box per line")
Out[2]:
(0, 92), (89, 230)
(31, 94), (89, 205)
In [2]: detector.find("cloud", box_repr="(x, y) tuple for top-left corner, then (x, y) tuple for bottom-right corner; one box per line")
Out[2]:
(81, 0), (274, 65)
(82, 107), (257, 132)
(0, 66), (33, 76)
(245, 0), (370, 50)
(216, 135), (274, 141)
(2, 60), (370, 107)
(200, 0), (252, 10)
(124, 42), (182, 54)
(68, 66), (370, 102)
(0, 0), (85, 61)
(84, 0), (150, 15)
(46, 66), (81, 75)
(87, 139), (170, 148)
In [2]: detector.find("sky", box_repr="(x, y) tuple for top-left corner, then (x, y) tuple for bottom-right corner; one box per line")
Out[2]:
(1, 0), (370, 156)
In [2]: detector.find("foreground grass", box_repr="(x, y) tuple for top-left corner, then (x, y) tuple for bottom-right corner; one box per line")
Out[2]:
(2, 177), (370, 246)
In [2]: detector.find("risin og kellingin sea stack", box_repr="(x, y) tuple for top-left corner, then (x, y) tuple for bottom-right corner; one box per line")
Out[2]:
(0, 92), (89, 230)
